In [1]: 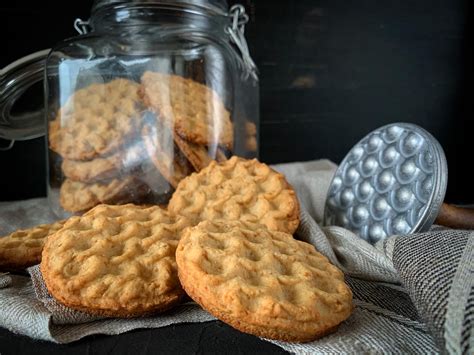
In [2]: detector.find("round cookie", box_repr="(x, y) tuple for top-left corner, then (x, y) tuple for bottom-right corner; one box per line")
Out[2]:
(244, 121), (257, 152)
(245, 136), (257, 152)
(168, 156), (300, 234)
(245, 121), (257, 136)
(0, 220), (65, 271)
(173, 134), (227, 171)
(140, 72), (234, 149)
(142, 122), (194, 188)
(61, 141), (147, 183)
(41, 204), (190, 317)
(59, 177), (147, 213)
(49, 79), (142, 160)
(176, 220), (353, 342)
(62, 156), (123, 183)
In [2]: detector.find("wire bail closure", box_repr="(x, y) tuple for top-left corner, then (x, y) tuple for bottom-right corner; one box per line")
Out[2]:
(74, 7), (257, 81)
(74, 18), (91, 35)
(226, 5), (258, 82)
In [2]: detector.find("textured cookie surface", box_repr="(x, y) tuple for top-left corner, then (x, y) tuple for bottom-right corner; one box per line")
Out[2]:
(0, 220), (65, 270)
(41, 204), (190, 317)
(142, 122), (194, 188)
(59, 177), (146, 213)
(140, 72), (233, 148)
(174, 134), (227, 171)
(168, 156), (300, 234)
(176, 220), (353, 342)
(244, 121), (258, 152)
(49, 79), (142, 160)
(61, 140), (146, 183)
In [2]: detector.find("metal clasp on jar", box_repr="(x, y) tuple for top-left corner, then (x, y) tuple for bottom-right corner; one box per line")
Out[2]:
(74, 18), (91, 35)
(226, 5), (258, 82)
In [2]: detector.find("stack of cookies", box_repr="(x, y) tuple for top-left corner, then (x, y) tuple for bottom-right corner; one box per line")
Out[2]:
(139, 72), (231, 184)
(50, 72), (241, 213)
(0, 157), (353, 342)
(49, 79), (151, 213)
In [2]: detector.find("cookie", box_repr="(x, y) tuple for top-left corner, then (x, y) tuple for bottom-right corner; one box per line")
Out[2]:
(49, 79), (142, 160)
(174, 134), (227, 171)
(245, 136), (257, 152)
(245, 121), (257, 136)
(140, 72), (234, 149)
(176, 220), (353, 342)
(142, 121), (194, 188)
(244, 121), (257, 152)
(61, 141), (146, 183)
(0, 220), (65, 270)
(59, 177), (147, 213)
(168, 156), (300, 234)
(41, 204), (190, 317)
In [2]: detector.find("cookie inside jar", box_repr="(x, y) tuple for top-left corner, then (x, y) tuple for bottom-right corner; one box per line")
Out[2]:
(47, 66), (257, 217)
(45, 0), (258, 217)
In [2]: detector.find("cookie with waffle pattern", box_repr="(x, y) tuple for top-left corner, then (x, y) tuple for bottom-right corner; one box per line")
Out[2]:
(176, 220), (353, 342)
(173, 134), (227, 171)
(41, 204), (191, 317)
(142, 121), (194, 188)
(0, 220), (66, 270)
(49, 79), (142, 160)
(140, 72), (234, 149)
(61, 139), (147, 183)
(168, 156), (300, 234)
(244, 121), (258, 152)
(59, 177), (148, 213)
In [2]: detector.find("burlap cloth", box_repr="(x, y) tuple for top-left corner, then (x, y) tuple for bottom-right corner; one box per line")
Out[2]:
(0, 160), (472, 354)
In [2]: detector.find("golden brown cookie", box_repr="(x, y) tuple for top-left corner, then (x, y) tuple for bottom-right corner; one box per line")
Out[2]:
(142, 122), (194, 188)
(174, 134), (227, 171)
(140, 72), (234, 149)
(176, 220), (353, 342)
(61, 141), (146, 183)
(59, 177), (147, 213)
(0, 220), (65, 270)
(244, 121), (258, 152)
(168, 156), (300, 234)
(49, 79), (142, 160)
(41, 204), (190, 317)
(61, 156), (122, 183)
(245, 121), (257, 136)
(245, 136), (257, 152)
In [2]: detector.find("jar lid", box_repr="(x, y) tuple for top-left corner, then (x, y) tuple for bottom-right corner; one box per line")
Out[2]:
(92, 0), (229, 14)
(323, 122), (448, 243)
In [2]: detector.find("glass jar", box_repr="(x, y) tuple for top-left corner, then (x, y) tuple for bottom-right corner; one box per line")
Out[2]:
(1, 0), (259, 218)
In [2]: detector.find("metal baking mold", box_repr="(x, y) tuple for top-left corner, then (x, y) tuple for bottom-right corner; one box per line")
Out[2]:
(323, 122), (447, 243)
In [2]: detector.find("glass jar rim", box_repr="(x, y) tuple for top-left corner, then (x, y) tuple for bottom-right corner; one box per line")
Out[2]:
(91, 0), (229, 16)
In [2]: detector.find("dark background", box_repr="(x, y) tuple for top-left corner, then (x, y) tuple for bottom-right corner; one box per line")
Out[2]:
(1, 0), (473, 203)
(0, 1), (472, 352)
